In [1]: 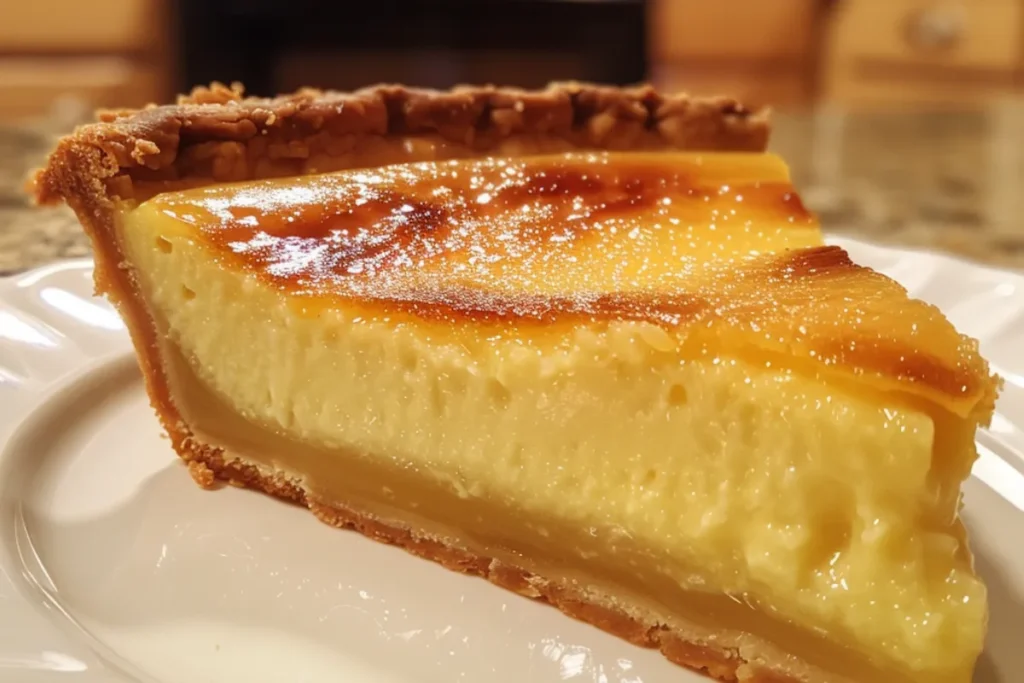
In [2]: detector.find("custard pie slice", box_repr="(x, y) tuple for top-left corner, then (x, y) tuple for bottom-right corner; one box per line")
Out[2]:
(35, 83), (999, 683)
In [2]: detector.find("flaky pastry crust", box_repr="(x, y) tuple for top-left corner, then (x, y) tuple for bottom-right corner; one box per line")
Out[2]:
(31, 83), (859, 683)
(33, 81), (769, 206)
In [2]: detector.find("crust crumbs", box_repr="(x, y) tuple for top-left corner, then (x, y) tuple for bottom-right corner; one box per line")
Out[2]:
(186, 458), (217, 489)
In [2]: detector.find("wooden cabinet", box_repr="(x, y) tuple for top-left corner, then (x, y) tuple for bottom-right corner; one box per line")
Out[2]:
(647, 0), (821, 107)
(0, 0), (171, 122)
(0, 0), (160, 52)
(0, 58), (165, 122)
(649, 0), (817, 63)
(648, 0), (1024, 110)
(822, 0), (1023, 107)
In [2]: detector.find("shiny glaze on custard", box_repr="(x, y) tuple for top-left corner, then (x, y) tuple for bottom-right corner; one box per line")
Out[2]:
(142, 152), (997, 416)
(155, 152), (816, 305)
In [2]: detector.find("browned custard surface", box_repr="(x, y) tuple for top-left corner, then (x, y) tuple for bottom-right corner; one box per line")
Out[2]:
(112, 152), (999, 683)
(145, 152), (994, 417)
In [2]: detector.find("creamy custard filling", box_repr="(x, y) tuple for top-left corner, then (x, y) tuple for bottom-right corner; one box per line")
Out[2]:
(117, 210), (986, 683)
(166, 343), (898, 683)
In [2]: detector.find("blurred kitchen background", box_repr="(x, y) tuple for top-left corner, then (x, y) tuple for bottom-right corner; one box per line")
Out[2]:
(2, 0), (1023, 272)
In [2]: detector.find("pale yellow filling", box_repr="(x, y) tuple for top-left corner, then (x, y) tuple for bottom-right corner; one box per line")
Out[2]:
(117, 205), (986, 683)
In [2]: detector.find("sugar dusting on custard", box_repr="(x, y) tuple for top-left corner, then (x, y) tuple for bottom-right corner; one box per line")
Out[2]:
(148, 152), (993, 407)
(157, 152), (817, 301)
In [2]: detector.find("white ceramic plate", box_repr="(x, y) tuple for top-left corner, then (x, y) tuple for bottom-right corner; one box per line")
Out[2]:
(0, 238), (1022, 683)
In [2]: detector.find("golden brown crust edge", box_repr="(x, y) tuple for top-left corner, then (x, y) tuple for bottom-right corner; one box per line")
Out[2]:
(32, 81), (770, 206)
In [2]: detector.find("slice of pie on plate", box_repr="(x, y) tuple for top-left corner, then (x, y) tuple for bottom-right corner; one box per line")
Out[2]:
(33, 82), (1000, 683)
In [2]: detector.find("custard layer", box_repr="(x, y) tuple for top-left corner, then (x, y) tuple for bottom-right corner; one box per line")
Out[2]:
(116, 199), (986, 682)
(141, 152), (997, 419)
(166, 341), (891, 683)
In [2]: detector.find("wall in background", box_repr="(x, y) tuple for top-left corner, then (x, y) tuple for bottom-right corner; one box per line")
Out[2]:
(2, 0), (1023, 122)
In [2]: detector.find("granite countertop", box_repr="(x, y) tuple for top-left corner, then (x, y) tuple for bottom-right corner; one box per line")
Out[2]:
(2, 99), (1024, 275)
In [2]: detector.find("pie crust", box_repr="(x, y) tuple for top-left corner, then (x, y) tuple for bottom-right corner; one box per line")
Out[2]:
(35, 82), (862, 683)
(35, 81), (770, 205)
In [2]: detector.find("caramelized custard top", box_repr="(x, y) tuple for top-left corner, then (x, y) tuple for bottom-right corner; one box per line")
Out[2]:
(143, 152), (998, 416)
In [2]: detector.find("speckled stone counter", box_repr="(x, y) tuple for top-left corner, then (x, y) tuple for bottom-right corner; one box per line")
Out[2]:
(3, 99), (1024, 275)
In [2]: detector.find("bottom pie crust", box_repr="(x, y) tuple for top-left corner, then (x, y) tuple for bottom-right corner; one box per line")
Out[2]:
(179, 437), (805, 683)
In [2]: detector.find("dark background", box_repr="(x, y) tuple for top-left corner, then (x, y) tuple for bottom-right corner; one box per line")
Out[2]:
(179, 0), (647, 97)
